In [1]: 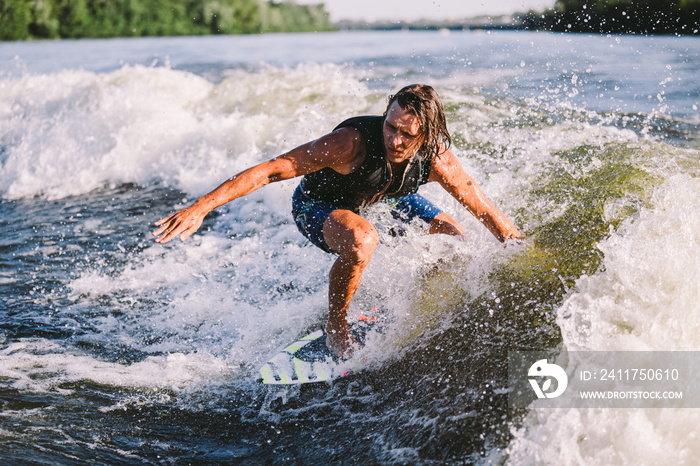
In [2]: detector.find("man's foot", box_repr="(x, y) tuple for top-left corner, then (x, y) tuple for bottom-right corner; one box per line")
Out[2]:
(326, 327), (359, 360)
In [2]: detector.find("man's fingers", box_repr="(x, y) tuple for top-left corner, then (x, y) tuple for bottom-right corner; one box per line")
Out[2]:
(158, 230), (181, 244)
(178, 218), (203, 242)
(154, 212), (179, 226)
(153, 214), (176, 238)
(153, 216), (183, 243)
(153, 209), (203, 244)
(152, 223), (168, 237)
(152, 202), (208, 244)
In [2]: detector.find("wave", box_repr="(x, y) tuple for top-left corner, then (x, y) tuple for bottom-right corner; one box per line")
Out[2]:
(506, 174), (700, 465)
(0, 62), (371, 200)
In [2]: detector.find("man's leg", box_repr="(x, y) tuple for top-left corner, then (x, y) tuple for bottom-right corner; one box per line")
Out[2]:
(322, 209), (379, 358)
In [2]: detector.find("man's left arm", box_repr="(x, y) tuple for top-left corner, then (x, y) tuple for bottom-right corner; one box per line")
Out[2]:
(429, 149), (522, 242)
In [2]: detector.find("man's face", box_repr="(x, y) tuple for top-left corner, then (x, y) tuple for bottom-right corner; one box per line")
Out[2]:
(382, 101), (423, 164)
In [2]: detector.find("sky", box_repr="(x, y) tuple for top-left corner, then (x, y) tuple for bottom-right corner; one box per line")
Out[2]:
(297, 0), (557, 22)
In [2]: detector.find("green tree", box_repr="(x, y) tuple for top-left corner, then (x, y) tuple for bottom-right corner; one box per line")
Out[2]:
(123, 0), (190, 36)
(56, 0), (91, 38)
(28, 0), (60, 38)
(526, 0), (698, 34)
(1, 0), (334, 40)
(261, 0), (331, 33)
(0, 0), (32, 40)
(188, 0), (262, 35)
(86, 0), (126, 37)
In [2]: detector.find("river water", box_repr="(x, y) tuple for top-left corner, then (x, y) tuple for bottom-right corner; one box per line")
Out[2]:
(1, 30), (699, 464)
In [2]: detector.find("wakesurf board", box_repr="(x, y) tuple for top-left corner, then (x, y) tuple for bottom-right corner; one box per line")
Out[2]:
(259, 309), (381, 385)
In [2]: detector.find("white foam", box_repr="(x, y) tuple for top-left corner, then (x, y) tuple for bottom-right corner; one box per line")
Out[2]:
(0, 62), (370, 200)
(0, 338), (232, 393)
(506, 174), (700, 464)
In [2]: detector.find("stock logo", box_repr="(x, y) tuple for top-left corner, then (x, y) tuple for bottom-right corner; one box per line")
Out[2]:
(528, 359), (568, 399)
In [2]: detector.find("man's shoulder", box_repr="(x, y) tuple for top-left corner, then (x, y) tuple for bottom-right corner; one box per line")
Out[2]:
(335, 115), (383, 153)
(314, 125), (366, 175)
(327, 125), (364, 147)
(334, 115), (383, 133)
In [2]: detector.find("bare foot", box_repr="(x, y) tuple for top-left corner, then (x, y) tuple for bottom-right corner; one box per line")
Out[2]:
(326, 326), (359, 360)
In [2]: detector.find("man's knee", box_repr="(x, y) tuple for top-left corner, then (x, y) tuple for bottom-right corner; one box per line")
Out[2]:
(324, 211), (379, 262)
(344, 224), (378, 263)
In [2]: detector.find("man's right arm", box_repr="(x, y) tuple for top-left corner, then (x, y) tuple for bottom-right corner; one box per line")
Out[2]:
(153, 127), (365, 244)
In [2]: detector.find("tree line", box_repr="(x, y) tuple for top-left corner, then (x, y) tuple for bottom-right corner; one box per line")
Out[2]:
(521, 0), (699, 35)
(0, 0), (334, 41)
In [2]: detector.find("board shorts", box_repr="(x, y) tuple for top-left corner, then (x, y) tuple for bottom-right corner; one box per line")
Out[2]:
(292, 183), (442, 254)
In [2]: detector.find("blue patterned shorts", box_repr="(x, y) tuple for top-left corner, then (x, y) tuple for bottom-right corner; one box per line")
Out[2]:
(292, 183), (442, 253)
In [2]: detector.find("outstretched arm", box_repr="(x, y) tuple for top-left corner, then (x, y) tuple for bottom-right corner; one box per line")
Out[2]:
(429, 149), (522, 242)
(153, 127), (365, 244)
(153, 157), (294, 243)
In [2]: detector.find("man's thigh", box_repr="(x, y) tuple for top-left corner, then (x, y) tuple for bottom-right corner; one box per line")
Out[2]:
(322, 209), (379, 257)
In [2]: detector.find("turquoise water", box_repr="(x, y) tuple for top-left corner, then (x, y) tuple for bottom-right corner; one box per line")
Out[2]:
(1, 30), (698, 464)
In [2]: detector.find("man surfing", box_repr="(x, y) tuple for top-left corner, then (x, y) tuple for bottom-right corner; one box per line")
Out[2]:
(153, 84), (522, 358)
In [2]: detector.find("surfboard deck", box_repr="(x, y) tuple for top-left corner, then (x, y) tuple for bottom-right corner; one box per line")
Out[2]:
(259, 310), (380, 385)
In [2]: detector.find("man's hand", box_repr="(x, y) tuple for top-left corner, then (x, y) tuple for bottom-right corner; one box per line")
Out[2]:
(503, 228), (523, 242)
(153, 205), (207, 244)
